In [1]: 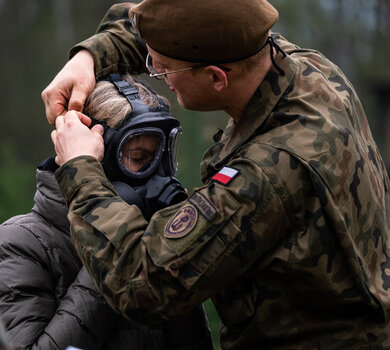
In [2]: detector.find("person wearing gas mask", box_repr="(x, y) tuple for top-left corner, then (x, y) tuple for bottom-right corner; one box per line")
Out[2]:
(0, 74), (214, 350)
(89, 73), (188, 220)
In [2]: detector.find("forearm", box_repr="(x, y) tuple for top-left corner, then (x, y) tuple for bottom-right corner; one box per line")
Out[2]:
(69, 3), (148, 78)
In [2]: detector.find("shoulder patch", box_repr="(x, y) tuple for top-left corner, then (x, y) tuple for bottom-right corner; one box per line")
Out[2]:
(164, 205), (198, 239)
(211, 166), (240, 185)
(189, 192), (217, 222)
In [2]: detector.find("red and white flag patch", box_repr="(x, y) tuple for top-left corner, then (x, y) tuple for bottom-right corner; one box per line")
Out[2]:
(211, 166), (240, 185)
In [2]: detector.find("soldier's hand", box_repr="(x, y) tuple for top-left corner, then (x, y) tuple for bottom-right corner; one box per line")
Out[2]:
(51, 111), (104, 166)
(42, 50), (96, 125)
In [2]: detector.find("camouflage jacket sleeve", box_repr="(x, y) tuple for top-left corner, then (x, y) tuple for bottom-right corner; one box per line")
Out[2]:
(56, 155), (291, 324)
(69, 3), (148, 78)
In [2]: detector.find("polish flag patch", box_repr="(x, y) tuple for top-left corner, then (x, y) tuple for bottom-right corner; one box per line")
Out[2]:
(211, 166), (240, 185)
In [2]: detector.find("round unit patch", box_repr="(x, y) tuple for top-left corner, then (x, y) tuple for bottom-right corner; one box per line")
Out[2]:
(164, 205), (198, 239)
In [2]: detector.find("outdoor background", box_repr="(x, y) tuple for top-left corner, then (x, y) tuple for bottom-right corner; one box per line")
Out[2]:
(0, 0), (389, 348)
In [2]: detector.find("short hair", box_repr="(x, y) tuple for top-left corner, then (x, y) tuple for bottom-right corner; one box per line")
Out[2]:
(83, 73), (169, 128)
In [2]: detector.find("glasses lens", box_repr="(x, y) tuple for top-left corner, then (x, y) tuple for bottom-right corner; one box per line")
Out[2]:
(119, 131), (162, 175)
(146, 54), (154, 74)
(146, 54), (165, 80)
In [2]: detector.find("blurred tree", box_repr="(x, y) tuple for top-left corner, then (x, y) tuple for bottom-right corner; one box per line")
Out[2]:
(50, 0), (75, 48)
(0, 142), (34, 220)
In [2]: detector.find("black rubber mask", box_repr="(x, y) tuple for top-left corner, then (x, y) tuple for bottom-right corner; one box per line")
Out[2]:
(89, 74), (187, 219)
(90, 74), (182, 187)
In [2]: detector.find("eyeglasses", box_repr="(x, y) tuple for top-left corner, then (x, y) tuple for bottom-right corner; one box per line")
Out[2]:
(146, 53), (231, 80)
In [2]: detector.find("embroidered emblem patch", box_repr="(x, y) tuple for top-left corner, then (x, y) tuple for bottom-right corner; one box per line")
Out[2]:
(165, 205), (198, 239)
(189, 192), (217, 222)
(211, 166), (240, 185)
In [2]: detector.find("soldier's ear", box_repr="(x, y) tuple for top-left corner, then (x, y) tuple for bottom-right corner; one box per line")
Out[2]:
(204, 66), (228, 92)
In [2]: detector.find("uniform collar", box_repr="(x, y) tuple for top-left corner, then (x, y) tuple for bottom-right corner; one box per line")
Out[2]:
(200, 38), (298, 182)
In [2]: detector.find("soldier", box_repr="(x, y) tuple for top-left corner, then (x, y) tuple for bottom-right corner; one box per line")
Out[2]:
(46, 1), (390, 349)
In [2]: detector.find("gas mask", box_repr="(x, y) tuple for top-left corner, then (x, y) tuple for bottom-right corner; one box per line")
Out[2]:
(89, 74), (187, 219)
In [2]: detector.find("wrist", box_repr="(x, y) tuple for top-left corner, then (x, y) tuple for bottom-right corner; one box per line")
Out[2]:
(55, 155), (107, 206)
(73, 49), (94, 70)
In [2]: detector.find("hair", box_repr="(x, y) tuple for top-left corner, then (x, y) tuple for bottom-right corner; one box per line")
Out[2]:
(83, 73), (170, 128)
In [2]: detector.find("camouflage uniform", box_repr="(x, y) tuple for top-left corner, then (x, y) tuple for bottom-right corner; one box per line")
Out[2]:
(58, 3), (390, 349)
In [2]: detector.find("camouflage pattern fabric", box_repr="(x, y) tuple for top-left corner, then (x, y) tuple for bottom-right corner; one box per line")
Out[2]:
(69, 3), (148, 78)
(58, 4), (390, 349)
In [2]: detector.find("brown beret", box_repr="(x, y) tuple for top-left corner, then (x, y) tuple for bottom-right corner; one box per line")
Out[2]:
(130, 0), (278, 63)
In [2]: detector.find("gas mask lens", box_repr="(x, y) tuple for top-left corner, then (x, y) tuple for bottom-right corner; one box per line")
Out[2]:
(118, 128), (165, 178)
(168, 127), (182, 175)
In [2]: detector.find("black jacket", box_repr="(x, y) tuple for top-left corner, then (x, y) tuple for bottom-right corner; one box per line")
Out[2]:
(0, 158), (214, 350)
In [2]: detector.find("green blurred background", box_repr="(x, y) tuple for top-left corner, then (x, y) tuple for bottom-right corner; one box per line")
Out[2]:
(1, 0), (390, 348)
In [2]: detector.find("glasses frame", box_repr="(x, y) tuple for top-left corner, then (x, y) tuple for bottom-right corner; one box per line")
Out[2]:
(146, 53), (231, 80)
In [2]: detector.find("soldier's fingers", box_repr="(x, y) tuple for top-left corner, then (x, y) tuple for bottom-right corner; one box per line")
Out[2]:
(50, 129), (57, 144)
(91, 124), (104, 136)
(63, 110), (83, 124)
(55, 115), (65, 129)
(79, 113), (92, 127)
(41, 88), (68, 126)
(68, 84), (92, 113)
